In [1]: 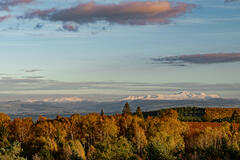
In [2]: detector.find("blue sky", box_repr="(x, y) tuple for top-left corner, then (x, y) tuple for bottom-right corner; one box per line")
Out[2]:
(0, 0), (240, 100)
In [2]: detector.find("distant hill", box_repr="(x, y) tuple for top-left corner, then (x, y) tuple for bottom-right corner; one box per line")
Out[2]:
(1, 98), (240, 115)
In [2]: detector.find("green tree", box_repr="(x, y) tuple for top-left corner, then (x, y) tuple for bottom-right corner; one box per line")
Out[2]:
(146, 137), (176, 160)
(88, 136), (135, 160)
(0, 141), (26, 160)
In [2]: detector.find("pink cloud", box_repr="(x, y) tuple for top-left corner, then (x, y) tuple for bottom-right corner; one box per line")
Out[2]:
(23, 1), (195, 25)
(8, 0), (33, 5)
(62, 23), (79, 32)
(152, 53), (240, 66)
(26, 8), (56, 18)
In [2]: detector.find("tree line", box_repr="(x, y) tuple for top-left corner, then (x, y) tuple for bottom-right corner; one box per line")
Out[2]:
(143, 107), (240, 122)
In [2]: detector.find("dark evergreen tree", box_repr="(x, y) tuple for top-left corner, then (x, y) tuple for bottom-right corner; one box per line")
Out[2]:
(100, 109), (104, 116)
(232, 110), (240, 123)
(122, 102), (131, 115)
(238, 121), (240, 132)
(230, 123), (234, 134)
(136, 106), (144, 118)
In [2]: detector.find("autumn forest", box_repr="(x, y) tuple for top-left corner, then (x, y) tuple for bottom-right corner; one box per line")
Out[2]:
(1, 103), (240, 160)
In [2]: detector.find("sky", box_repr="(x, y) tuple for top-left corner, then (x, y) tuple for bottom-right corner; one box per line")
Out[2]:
(0, 0), (240, 101)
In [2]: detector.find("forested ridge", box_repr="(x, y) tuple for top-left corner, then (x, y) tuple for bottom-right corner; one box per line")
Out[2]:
(143, 107), (240, 122)
(1, 103), (240, 160)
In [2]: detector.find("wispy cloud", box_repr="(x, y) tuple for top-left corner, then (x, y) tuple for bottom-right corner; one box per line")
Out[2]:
(225, 0), (240, 3)
(24, 69), (41, 73)
(22, 1), (195, 26)
(0, 15), (11, 22)
(23, 76), (44, 79)
(0, 0), (34, 11)
(0, 73), (8, 76)
(152, 53), (240, 66)
(0, 76), (239, 93)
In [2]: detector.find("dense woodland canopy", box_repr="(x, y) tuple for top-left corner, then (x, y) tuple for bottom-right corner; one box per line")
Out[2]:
(1, 104), (240, 160)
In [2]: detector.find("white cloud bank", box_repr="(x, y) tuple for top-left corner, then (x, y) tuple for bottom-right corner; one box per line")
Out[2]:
(26, 96), (83, 103)
(23, 92), (221, 103)
(122, 91), (221, 101)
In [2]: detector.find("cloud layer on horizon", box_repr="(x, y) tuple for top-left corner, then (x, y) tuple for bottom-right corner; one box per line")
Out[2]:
(25, 91), (221, 102)
(0, 76), (240, 93)
(26, 96), (83, 103)
(152, 53), (240, 66)
(123, 91), (221, 101)
(22, 1), (195, 26)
